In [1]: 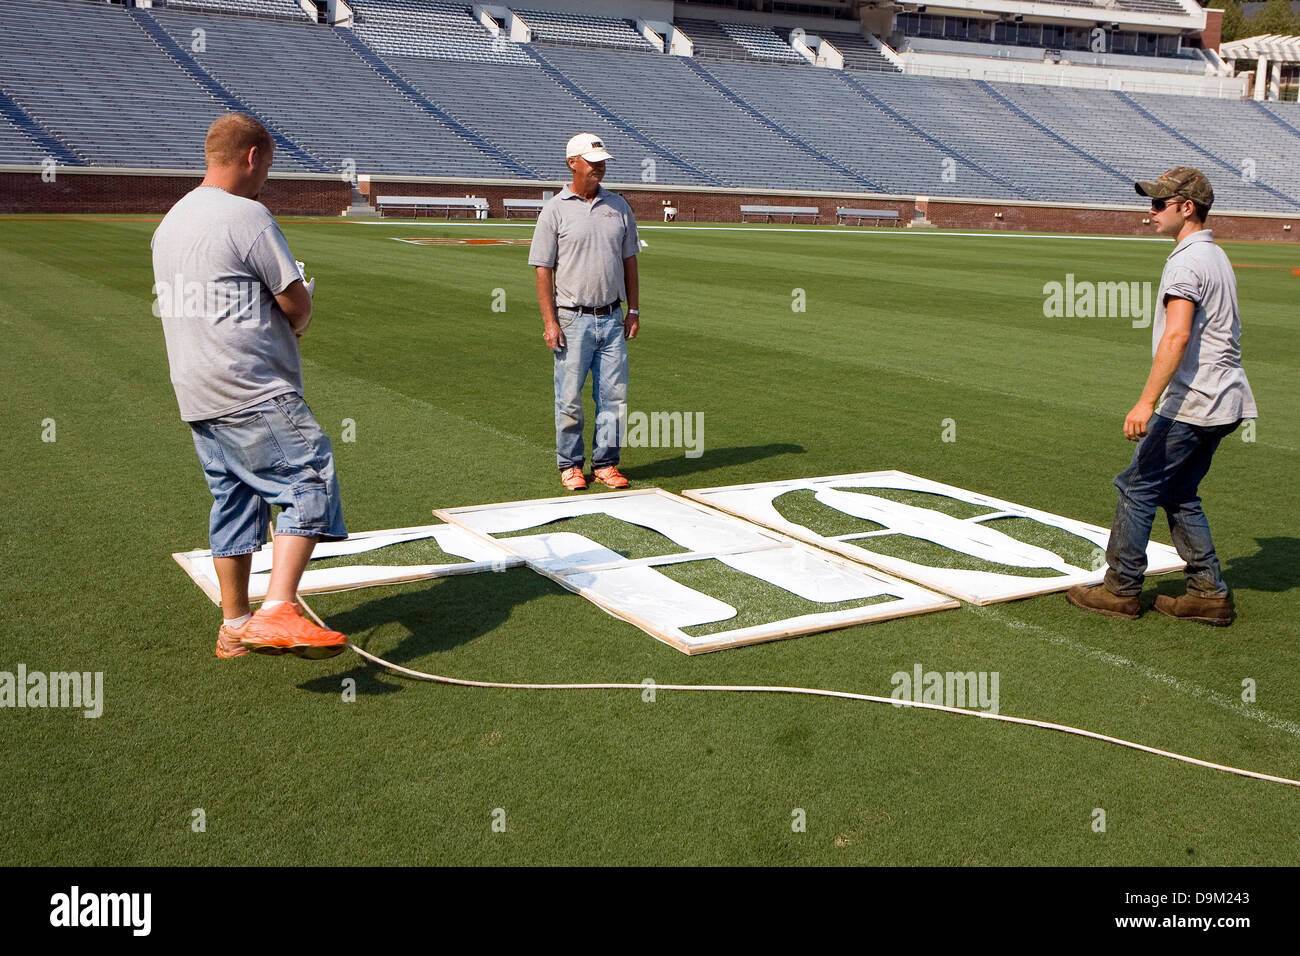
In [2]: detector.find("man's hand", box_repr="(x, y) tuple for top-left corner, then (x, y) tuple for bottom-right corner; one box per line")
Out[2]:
(624, 311), (639, 340)
(535, 267), (563, 351)
(1124, 399), (1156, 442)
(543, 320), (565, 351)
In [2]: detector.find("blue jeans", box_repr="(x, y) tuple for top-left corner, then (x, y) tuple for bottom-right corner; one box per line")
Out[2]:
(1104, 412), (1238, 598)
(189, 393), (347, 557)
(553, 307), (628, 470)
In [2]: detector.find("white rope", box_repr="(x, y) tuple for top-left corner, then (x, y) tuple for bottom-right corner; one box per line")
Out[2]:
(300, 599), (1300, 791)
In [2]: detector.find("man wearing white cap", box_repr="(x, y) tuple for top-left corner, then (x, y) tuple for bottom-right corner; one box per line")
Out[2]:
(530, 133), (641, 490)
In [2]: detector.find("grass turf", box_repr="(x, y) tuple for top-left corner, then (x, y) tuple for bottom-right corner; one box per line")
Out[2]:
(2, 216), (1298, 865)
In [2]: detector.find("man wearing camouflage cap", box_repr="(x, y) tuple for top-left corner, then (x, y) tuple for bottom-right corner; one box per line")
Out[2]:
(1068, 167), (1256, 626)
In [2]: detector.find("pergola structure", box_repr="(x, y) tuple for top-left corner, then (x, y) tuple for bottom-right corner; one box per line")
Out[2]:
(1221, 33), (1300, 100)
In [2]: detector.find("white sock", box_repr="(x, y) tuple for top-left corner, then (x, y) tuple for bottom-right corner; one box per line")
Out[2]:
(261, 600), (289, 611)
(223, 613), (251, 629)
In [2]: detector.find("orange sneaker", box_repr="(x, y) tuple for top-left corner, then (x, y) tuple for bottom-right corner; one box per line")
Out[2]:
(560, 466), (587, 490)
(215, 621), (250, 659)
(592, 465), (629, 489)
(240, 602), (348, 659)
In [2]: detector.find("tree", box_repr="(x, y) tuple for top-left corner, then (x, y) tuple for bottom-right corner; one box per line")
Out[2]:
(1245, 0), (1300, 36)
(1211, 0), (1248, 42)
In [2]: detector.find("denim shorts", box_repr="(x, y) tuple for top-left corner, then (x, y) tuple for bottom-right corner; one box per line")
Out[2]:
(189, 392), (347, 558)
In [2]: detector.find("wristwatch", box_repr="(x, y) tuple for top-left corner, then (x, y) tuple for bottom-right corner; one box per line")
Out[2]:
(628, 309), (640, 315)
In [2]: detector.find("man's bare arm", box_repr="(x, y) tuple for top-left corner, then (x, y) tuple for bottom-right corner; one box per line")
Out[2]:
(1124, 296), (1193, 441)
(536, 266), (563, 350)
(275, 279), (313, 336)
(622, 255), (639, 341)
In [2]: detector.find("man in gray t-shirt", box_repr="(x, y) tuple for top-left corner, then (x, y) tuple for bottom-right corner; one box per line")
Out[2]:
(153, 113), (348, 660)
(530, 133), (640, 491)
(153, 183), (304, 422)
(1069, 167), (1256, 627)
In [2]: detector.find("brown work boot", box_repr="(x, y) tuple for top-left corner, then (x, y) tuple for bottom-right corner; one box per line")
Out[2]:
(1066, 583), (1140, 620)
(1153, 593), (1233, 627)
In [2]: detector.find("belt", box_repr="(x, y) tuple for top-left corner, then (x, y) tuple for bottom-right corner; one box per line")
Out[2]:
(568, 301), (621, 316)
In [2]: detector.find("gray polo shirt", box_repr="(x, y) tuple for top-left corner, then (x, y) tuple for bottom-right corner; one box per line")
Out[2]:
(1152, 230), (1257, 427)
(528, 185), (639, 309)
(151, 186), (303, 422)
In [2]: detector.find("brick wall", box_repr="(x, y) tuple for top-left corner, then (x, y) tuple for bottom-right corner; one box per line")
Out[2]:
(366, 179), (914, 225)
(925, 199), (1297, 241)
(1200, 10), (1223, 54)
(366, 179), (1298, 241)
(0, 170), (351, 216)
(3, 170), (1295, 241)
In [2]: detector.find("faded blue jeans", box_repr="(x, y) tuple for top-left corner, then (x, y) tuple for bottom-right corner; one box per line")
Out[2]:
(1104, 412), (1239, 598)
(553, 306), (628, 471)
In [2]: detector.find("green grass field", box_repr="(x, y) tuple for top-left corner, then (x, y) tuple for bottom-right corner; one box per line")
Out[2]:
(2, 215), (1298, 865)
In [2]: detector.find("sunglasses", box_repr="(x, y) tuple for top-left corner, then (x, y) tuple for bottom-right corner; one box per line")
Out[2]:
(1150, 197), (1187, 212)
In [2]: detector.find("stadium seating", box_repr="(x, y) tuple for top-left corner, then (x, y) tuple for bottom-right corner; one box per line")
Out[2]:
(144, 6), (523, 178)
(347, 0), (530, 63)
(0, 115), (42, 166)
(1257, 101), (1300, 133)
(517, 7), (656, 51)
(1128, 92), (1300, 205)
(1111, 0), (1190, 15)
(165, 0), (313, 21)
(529, 45), (863, 191)
(673, 18), (762, 61)
(0, 0), (230, 169)
(814, 30), (900, 73)
(992, 83), (1300, 209)
(700, 62), (1022, 199)
(374, 52), (710, 184)
(718, 22), (805, 63)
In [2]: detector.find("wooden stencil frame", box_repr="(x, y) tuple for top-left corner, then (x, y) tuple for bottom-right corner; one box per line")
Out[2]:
(434, 488), (957, 654)
(172, 524), (523, 606)
(684, 471), (1185, 606)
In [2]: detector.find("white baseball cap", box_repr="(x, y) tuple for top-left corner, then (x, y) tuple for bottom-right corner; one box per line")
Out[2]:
(566, 133), (613, 162)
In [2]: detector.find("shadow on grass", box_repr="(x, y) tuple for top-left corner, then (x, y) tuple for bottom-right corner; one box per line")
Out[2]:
(623, 442), (805, 482)
(1222, 537), (1300, 593)
(296, 568), (557, 696)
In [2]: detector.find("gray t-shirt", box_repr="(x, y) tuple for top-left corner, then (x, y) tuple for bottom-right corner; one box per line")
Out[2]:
(151, 186), (303, 422)
(1152, 230), (1257, 426)
(528, 185), (639, 309)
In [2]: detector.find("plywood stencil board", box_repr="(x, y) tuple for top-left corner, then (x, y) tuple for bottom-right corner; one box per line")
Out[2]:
(435, 489), (957, 654)
(684, 472), (1184, 606)
(173, 524), (522, 605)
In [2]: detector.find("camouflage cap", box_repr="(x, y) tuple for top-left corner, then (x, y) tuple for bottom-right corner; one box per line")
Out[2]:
(1135, 166), (1214, 206)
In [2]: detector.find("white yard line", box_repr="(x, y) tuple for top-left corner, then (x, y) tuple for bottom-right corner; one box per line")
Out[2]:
(979, 604), (1300, 741)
